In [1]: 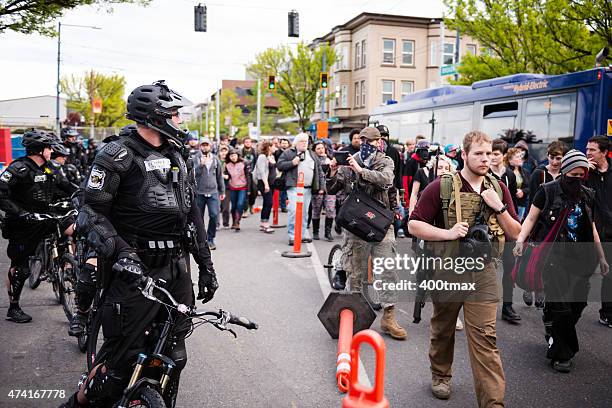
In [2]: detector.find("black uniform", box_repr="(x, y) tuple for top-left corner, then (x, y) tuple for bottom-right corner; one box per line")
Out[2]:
(76, 128), (215, 404)
(64, 141), (88, 177)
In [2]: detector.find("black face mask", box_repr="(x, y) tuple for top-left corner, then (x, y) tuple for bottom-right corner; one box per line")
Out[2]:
(560, 175), (583, 201)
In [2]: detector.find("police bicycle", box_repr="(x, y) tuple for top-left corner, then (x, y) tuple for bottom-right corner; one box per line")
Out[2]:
(323, 244), (382, 311)
(26, 202), (79, 320)
(82, 266), (258, 407)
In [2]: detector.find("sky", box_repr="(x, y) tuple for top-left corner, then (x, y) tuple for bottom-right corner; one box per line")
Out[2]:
(0, 0), (444, 105)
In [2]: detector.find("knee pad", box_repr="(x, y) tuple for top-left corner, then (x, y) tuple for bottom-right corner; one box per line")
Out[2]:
(8, 266), (30, 302)
(169, 339), (187, 372)
(83, 367), (126, 405)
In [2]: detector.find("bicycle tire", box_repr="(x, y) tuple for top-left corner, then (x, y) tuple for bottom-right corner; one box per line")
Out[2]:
(77, 333), (87, 353)
(59, 255), (79, 320)
(117, 386), (166, 408)
(28, 242), (46, 289)
(326, 244), (342, 287)
(51, 264), (61, 304)
(86, 309), (103, 372)
(363, 281), (382, 311)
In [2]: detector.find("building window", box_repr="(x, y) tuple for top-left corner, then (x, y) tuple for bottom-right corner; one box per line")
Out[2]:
(342, 46), (349, 70)
(443, 43), (456, 65)
(401, 40), (414, 65)
(382, 39), (395, 64)
(429, 40), (437, 66)
(361, 40), (366, 67)
(341, 85), (348, 108)
(401, 81), (414, 99)
(466, 44), (477, 55)
(361, 80), (366, 107)
(382, 80), (394, 104)
(355, 42), (361, 69)
(334, 85), (340, 108)
(354, 82), (360, 108)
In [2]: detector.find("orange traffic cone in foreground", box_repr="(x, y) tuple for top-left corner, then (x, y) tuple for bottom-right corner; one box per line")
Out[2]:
(342, 330), (389, 408)
(282, 172), (311, 258)
(336, 309), (353, 393)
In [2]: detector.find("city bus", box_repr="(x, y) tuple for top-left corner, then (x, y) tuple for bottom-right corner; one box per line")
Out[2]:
(369, 67), (612, 162)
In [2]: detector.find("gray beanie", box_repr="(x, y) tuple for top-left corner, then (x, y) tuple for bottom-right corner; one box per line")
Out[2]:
(560, 149), (589, 175)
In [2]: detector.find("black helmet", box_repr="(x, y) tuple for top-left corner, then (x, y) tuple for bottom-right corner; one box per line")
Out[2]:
(60, 127), (79, 141)
(376, 124), (390, 138)
(21, 129), (56, 154)
(126, 80), (192, 144)
(51, 142), (70, 157)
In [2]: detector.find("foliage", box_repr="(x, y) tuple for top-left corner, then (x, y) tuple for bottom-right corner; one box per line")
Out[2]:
(444, 0), (609, 84)
(60, 70), (130, 127)
(247, 42), (337, 131)
(0, 1), (150, 36)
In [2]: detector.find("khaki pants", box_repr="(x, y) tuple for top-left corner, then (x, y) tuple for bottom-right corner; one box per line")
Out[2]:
(429, 264), (505, 408)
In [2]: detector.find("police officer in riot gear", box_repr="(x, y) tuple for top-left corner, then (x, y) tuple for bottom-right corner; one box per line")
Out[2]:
(61, 127), (88, 177)
(0, 129), (75, 323)
(60, 81), (218, 408)
(48, 141), (80, 200)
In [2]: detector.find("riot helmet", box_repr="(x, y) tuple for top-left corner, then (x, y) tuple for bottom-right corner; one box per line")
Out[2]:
(126, 80), (192, 145)
(21, 129), (56, 156)
(61, 127), (79, 143)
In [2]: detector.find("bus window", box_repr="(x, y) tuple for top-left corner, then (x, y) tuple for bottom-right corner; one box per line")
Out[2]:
(481, 101), (519, 139)
(400, 111), (432, 141)
(523, 93), (575, 143)
(441, 105), (473, 146)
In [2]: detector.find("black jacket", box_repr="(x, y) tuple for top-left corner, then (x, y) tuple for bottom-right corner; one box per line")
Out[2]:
(529, 165), (556, 204)
(586, 157), (612, 240)
(509, 165), (530, 207)
(490, 167), (518, 213)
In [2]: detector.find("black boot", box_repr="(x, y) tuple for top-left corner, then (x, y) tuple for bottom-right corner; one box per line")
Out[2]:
(68, 312), (88, 337)
(332, 270), (346, 290)
(6, 305), (32, 323)
(312, 218), (320, 240)
(502, 302), (521, 323)
(324, 217), (334, 241)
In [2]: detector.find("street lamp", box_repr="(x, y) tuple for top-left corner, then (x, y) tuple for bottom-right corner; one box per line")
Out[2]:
(56, 22), (101, 134)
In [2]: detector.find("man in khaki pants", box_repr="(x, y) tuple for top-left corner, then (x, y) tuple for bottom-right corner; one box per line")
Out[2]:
(409, 131), (521, 407)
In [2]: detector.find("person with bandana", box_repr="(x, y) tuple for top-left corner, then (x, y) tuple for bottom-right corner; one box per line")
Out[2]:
(327, 127), (407, 340)
(515, 149), (609, 373)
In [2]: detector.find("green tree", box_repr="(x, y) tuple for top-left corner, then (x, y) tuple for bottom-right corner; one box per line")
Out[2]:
(247, 42), (336, 131)
(444, 0), (608, 85)
(61, 70), (130, 127)
(0, 1), (149, 36)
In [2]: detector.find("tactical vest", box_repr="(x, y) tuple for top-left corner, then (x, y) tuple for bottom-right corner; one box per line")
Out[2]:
(8, 158), (56, 213)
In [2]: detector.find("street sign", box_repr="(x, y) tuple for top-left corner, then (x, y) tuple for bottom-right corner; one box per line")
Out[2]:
(249, 126), (259, 139)
(316, 121), (328, 139)
(328, 117), (340, 123)
(440, 64), (458, 76)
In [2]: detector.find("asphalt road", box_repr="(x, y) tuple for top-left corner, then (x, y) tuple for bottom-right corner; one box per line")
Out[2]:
(0, 208), (611, 408)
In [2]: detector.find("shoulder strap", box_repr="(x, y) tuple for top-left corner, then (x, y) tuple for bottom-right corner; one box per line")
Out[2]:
(439, 173), (454, 229)
(485, 173), (504, 201)
(453, 173), (462, 224)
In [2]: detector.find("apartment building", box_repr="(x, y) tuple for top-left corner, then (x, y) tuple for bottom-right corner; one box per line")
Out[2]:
(310, 13), (480, 140)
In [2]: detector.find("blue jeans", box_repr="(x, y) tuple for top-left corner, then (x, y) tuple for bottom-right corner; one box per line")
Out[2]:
(230, 189), (247, 218)
(287, 187), (312, 240)
(280, 189), (288, 210)
(196, 193), (220, 243)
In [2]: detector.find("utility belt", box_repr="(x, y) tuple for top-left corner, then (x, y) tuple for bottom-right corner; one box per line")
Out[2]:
(131, 239), (185, 269)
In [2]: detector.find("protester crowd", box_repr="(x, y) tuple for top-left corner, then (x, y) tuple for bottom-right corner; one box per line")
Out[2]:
(186, 127), (611, 408)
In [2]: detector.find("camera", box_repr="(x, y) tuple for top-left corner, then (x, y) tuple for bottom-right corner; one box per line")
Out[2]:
(459, 219), (493, 265)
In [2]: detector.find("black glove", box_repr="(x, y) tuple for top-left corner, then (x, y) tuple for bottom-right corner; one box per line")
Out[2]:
(197, 272), (218, 304)
(112, 253), (145, 285)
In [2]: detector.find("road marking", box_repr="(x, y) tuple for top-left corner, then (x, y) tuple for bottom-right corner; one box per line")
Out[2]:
(306, 242), (372, 388)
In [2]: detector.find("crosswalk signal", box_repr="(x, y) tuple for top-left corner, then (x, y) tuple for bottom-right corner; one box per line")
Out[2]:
(268, 75), (276, 90)
(194, 4), (207, 32)
(288, 10), (299, 38)
(320, 72), (328, 89)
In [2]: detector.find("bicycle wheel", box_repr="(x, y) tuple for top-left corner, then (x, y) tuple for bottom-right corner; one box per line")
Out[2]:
(50, 263), (61, 304)
(77, 333), (87, 353)
(28, 242), (46, 289)
(86, 309), (103, 372)
(59, 255), (79, 320)
(363, 281), (382, 311)
(120, 386), (165, 408)
(326, 244), (342, 287)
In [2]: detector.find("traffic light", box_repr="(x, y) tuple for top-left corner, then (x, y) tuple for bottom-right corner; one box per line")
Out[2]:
(194, 4), (207, 32)
(320, 72), (329, 89)
(288, 10), (299, 38)
(268, 75), (276, 91)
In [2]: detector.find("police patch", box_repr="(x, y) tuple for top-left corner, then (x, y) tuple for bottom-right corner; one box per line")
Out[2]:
(0, 171), (12, 183)
(34, 175), (47, 182)
(87, 167), (106, 190)
(144, 158), (171, 172)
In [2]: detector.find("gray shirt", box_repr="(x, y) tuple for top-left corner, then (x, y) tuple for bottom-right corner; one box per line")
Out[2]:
(194, 151), (225, 196)
(298, 150), (315, 187)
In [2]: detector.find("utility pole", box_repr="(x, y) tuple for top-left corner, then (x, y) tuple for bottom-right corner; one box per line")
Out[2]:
(454, 29), (461, 82)
(215, 84), (220, 145)
(439, 19), (445, 86)
(320, 48), (327, 121)
(256, 78), (261, 139)
(89, 72), (95, 139)
(205, 102), (209, 137)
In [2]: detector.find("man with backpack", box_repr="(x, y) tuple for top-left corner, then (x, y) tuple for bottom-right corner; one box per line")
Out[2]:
(409, 131), (521, 406)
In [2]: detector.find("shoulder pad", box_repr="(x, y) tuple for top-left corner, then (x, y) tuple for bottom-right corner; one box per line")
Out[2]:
(439, 173), (453, 200)
(7, 160), (30, 176)
(94, 140), (133, 172)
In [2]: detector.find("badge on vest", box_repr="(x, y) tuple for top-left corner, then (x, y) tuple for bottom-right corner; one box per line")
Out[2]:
(0, 171), (12, 183)
(88, 167), (106, 190)
(144, 158), (171, 172)
(34, 175), (47, 182)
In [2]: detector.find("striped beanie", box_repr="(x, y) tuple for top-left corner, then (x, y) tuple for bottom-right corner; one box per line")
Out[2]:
(560, 149), (589, 175)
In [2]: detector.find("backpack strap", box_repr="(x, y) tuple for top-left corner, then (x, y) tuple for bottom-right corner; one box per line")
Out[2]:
(439, 173), (453, 229)
(453, 173), (463, 223)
